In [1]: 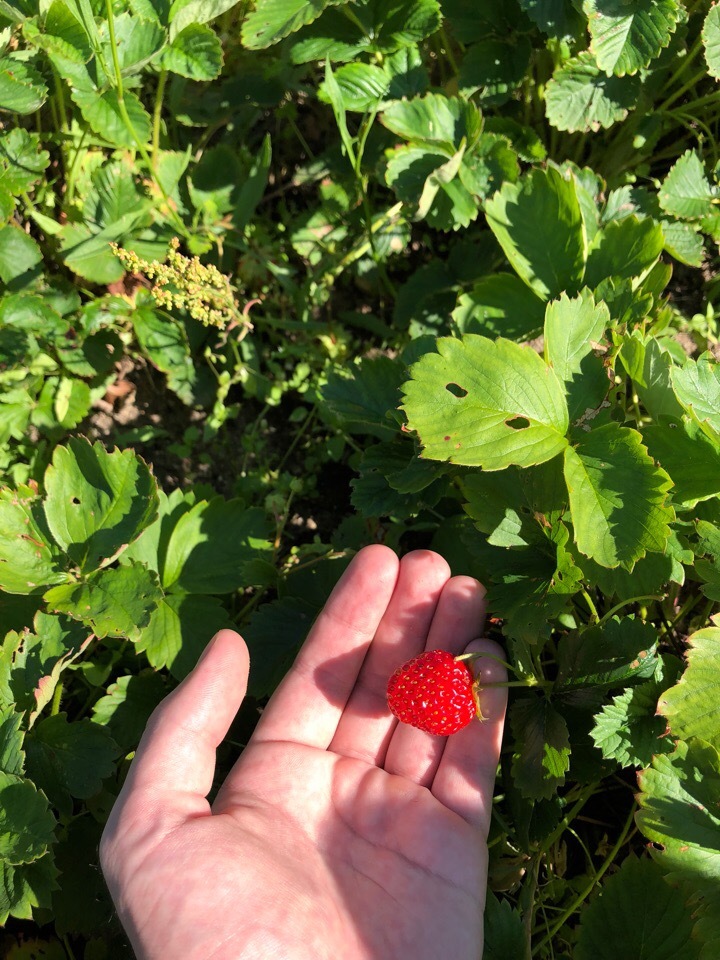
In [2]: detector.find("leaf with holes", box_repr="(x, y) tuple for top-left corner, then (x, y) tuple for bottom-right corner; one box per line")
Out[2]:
(402, 335), (569, 469)
(42, 439), (159, 574)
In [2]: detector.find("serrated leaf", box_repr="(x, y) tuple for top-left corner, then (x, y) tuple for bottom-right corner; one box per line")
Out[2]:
(0, 705), (24, 775)
(245, 595), (317, 698)
(161, 499), (271, 593)
(160, 21), (223, 79)
(43, 439), (159, 574)
(0, 128), (49, 194)
(510, 696), (571, 799)
(636, 738), (720, 885)
(98, 13), (165, 75)
(672, 353), (720, 442)
(0, 223), (42, 285)
(0, 854), (58, 926)
(402, 335), (569, 469)
(545, 288), (609, 383)
(563, 422), (673, 569)
(584, 0), (681, 76)
(452, 273), (546, 340)
(576, 856), (701, 960)
(381, 92), (482, 147)
(483, 891), (526, 960)
(584, 215), (664, 288)
(704, 4), (720, 79)
(0, 488), (68, 595)
(545, 52), (641, 132)
(71, 87), (152, 148)
(590, 678), (674, 767)
(518, 0), (584, 38)
(322, 356), (404, 438)
(0, 57), (47, 113)
(25, 714), (117, 817)
(91, 672), (166, 751)
(555, 616), (659, 693)
(619, 334), (685, 420)
(659, 149), (718, 220)
(0, 770), (55, 864)
(241, 0), (337, 49)
(44, 563), (162, 642)
(351, 441), (447, 518)
(135, 593), (230, 680)
(643, 418), (720, 506)
(658, 626), (720, 751)
(318, 61), (388, 111)
(484, 166), (586, 300)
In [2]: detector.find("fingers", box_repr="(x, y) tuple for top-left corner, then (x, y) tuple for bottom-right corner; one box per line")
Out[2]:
(250, 544), (400, 750)
(114, 629), (249, 818)
(431, 638), (508, 835)
(328, 550), (452, 765)
(382, 575), (487, 785)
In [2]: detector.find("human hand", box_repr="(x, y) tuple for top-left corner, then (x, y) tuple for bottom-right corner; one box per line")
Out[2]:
(100, 545), (508, 960)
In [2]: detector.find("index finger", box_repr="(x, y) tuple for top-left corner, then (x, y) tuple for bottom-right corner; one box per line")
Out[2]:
(251, 544), (400, 749)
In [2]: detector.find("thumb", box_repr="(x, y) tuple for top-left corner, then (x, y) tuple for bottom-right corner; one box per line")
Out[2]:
(120, 628), (249, 806)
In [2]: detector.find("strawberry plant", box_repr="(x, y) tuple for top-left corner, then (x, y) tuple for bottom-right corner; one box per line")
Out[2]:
(2, 0), (720, 955)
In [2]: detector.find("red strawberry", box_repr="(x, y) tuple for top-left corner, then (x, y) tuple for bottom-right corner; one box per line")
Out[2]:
(386, 649), (478, 735)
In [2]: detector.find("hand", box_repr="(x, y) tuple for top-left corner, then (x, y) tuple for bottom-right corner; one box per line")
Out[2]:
(100, 546), (508, 960)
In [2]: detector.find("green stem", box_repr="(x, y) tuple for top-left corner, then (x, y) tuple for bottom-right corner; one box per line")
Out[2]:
(152, 69), (168, 165)
(536, 781), (598, 857)
(658, 66), (710, 114)
(580, 589), (599, 622)
(595, 594), (662, 628)
(276, 407), (318, 475)
(531, 804), (636, 955)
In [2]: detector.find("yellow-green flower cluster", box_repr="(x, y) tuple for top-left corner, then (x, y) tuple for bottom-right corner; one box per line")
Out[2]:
(111, 238), (248, 330)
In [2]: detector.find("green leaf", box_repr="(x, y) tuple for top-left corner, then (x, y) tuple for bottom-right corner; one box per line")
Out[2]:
(245, 595), (317, 698)
(0, 705), (25, 776)
(91, 672), (166, 752)
(672, 353), (720, 442)
(457, 36), (531, 101)
(0, 854), (58, 926)
(43, 563), (162, 642)
(160, 21), (223, 79)
(0, 488), (67, 595)
(483, 891), (526, 960)
(576, 856), (701, 960)
(0, 128), (50, 194)
(636, 738), (720, 886)
(555, 616), (659, 692)
(402, 335), (569, 469)
(563, 422), (673, 569)
(322, 356), (404, 438)
(584, 215), (664, 288)
(43, 439), (159, 574)
(241, 0), (338, 49)
(452, 273), (546, 340)
(0, 223), (42, 285)
(544, 288), (609, 383)
(643, 418), (720, 506)
(351, 441), (447, 518)
(318, 61), (389, 111)
(584, 0), (681, 76)
(518, 0), (584, 38)
(590, 676), (674, 768)
(545, 52), (641, 132)
(704, 3), (720, 79)
(25, 714), (117, 817)
(658, 626), (720, 752)
(659, 149), (718, 220)
(0, 770), (55, 864)
(0, 57), (47, 113)
(161, 498), (271, 593)
(135, 593), (230, 679)
(619, 334), (685, 421)
(132, 306), (199, 405)
(381, 92), (482, 147)
(510, 696), (571, 799)
(484, 166), (586, 300)
(71, 87), (152, 149)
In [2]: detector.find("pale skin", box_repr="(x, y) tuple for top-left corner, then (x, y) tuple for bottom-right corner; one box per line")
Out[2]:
(100, 545), (508, 960)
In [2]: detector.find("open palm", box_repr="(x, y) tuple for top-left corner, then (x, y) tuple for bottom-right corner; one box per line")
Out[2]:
(101, 546), (507, 960)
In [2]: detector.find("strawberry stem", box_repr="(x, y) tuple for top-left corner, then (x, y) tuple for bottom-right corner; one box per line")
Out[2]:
(455, 650), (517, 675)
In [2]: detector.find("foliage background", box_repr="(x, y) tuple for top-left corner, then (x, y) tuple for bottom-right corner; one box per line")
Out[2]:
(2, 0), (720, 956)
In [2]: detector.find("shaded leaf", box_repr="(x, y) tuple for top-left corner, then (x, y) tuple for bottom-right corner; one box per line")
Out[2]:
(510, 696), (571, 799)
